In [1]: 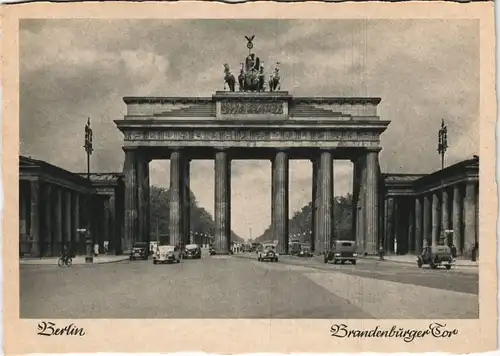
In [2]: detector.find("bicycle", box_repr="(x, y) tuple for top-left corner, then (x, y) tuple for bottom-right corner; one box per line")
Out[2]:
(57, 256), (73, 267)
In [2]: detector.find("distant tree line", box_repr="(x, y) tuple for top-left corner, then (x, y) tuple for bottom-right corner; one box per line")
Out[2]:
(256, 193), (353, 243)
(149, 185), (243, 243)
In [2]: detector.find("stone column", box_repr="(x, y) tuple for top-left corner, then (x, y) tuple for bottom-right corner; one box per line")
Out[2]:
(407, 201), (415, 254)
(463, 182), (476, 256)
(351, 158), (362, 244)
(30, 180), (40, 256)
(63, 190), (72, 251)
(272, 150), (289, 255)
(351, 159), (358, 241)
(108, 194), (116, 254)
(54, 187), (63, 256)
(214, 150), (231, 254)
(137, 154), (150, 243)
(364, 151), (379, 255)
(312, 158), (321, 254)
(182, 158), (191, 245)
(317, 150), (334, 253)
(442, 189), (450, 244)
(475, 183), (479, 256)
(136, 156), (145, 244)
(169, 150), (183, 247)
(103, 198), (110, 254)
(42, 184), (52, 256)
(452, 185), (462, 252)
(423, 195), (431, 246)
(123, 148), (138, 252)
(356, 156), (367, 253)
(19, 182), (27, 235)
(72, 193), (80, 255)
(431, 192), (440, 247)
(393, 198), (400, 253)
(414, 197), (422, 252)
(80, 194), (90, 255)
(385, 197), (394, 253)
(310, 159), (317, 253)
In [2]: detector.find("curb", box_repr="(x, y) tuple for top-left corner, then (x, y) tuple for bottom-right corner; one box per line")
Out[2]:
(362, 256), (478, 268)
(20, 257), (130, 266)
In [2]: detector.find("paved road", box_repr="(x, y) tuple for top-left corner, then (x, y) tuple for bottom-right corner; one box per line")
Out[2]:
(235, 254), (479, 295)
(20, 253), (478, 319)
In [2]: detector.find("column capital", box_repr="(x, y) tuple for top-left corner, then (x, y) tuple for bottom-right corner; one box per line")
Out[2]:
(122, 146), (138, 153)
(272, 148), (291, 154)
(214, 146), (229, 152)
(169, 146), (184, 152)
(364, 147), (383, 153)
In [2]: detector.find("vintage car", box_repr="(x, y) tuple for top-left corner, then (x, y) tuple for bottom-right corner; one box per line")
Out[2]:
(289, 241), (302, 255)
(298, 243), (313, 257)
(251, 243), (261, 253)
(257, 243), (279, 262)
(417, 243), (455, 269)
(184, 244), (202, 259)
(153, 245), (181, 264)
(324, 240), (358, 265)
(129, 242), (149, 260)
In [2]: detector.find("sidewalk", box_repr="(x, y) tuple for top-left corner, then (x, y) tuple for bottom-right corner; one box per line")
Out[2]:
(20, 255), (129, 265)
(363, 254), (479, 268)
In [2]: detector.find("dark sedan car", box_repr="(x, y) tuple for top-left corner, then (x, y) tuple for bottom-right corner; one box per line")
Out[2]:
(324, 240), (357, 265)
(184, 244), (202, 259)
(129, 242), (149, 261)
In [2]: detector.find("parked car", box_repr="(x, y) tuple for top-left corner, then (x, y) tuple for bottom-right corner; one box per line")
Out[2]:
(184, 244), (202, 259)
(324, 240), (357, 265)
(153, 245), (181, 264)
(417, 243), (455, 270)
(258, 243), (279, 262)
(129, 242), (149, 261)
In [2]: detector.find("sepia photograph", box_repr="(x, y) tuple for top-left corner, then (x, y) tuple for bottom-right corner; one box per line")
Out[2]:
(3, 3), (496, 353)
(18, 18), (481, 319)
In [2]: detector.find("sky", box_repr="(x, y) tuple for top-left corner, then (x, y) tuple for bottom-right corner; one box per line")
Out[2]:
(19, 19), (479, 240)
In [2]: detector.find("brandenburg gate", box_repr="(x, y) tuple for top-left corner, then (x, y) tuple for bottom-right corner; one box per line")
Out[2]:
(115, 37), (390, 256)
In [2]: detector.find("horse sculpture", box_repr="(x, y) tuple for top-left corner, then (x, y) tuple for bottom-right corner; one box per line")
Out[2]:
(268, 62), (281, 92)
(238, 63), (245, 91)
(224, 63), (236, 92)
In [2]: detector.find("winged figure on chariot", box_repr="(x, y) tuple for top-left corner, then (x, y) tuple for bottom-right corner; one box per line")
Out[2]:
(223, 35), (281, 92)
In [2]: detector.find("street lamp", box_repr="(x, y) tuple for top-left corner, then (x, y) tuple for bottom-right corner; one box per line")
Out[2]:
(437, 119), (449, 247)
(437, 119), (448, 172)
(84, 117), (94, 263)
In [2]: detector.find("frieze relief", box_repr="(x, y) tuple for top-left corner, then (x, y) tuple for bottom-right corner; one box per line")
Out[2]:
(125, 129), (377, 142)
(220, 101), (284, 115)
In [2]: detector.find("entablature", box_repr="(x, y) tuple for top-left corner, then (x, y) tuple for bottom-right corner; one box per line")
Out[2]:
(115, 119), (390, 150)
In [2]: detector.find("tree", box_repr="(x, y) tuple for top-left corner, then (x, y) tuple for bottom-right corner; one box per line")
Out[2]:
(149, 185), (243, 243)
(256, 193), (353, 243)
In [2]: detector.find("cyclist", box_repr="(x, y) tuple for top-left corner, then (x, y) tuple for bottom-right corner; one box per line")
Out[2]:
(61, 244), (70, 264)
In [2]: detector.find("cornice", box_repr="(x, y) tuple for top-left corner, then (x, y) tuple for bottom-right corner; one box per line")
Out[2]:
(124, 97), (212, 105)
(114, 119), (391, 131)
(123, 95), (383, 106)
(294, 97), (382, 105)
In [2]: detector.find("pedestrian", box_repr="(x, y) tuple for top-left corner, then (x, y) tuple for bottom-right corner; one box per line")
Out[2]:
(378, 243), (384, 261)
(94, 243), (99, 257)
(450, 244), (457, 258)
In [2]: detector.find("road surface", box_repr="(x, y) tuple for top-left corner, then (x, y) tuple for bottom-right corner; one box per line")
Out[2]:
(20, 252), (478, 319)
